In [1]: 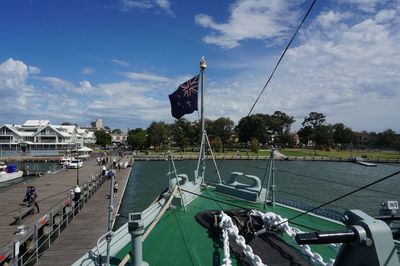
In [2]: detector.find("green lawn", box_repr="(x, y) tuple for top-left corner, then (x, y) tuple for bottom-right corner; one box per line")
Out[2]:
(134, 148), (400, 161)
(280, 148), (400, 160)
(141, 149), (271, 157)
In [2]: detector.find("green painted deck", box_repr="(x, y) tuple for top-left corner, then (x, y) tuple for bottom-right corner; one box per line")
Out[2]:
(114, 187), (353, 265)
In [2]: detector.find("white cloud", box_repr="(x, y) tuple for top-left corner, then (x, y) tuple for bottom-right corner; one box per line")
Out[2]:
(97, 81), (136, 96)
(204, 4), (400, 132)
(154, 0), (173, 15)
(195, 0), (301, 48)
(0, 58), (39, 92)
(0, 58), (83, 121)
(0, 58), (180, 128)
(374, 9), (397, 23)
(120, 0), (152, 10)
(39, 76), (95, 94)
(87, 80), (171, 124)
(313, 10), (351, 30)
(78, 80), (93, 93)
(39, 76), (75, 91)
(82, 66), (95, 75)
(284, 8), (400, 99)
(122, 71), (172, 83)
(339, 0), (381, 13)
(0, 58), (41, 114)
(119, 0), (173, 16)
(110, 59), (130, 68)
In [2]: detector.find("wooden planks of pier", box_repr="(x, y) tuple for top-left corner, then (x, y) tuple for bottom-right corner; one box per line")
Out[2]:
(36, 157), (131, 266)
(0, 155), (131, 265)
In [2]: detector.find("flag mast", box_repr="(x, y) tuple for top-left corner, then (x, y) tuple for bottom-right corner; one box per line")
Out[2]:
(199, 57), (207, 182)
(195, 57), (222, 184)
(200, 57), (206, 142)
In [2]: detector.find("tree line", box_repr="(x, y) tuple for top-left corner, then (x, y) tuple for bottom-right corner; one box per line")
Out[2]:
(297, 112), (400, 150)
(95, 111), (400, 152)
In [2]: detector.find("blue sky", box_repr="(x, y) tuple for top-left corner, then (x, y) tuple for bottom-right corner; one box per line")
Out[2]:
(1, 0), (399, 132)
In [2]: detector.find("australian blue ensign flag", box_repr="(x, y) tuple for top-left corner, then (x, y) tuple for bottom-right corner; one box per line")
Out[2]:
(169, 75), (199, 119)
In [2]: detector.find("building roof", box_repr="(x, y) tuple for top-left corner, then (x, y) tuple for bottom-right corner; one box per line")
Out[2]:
(77, 128), (88, 134)
(1, 120), (96, 144)
(2, 124), (23, 136)
(59, 125), (77, 135)
(34, 125), (69, 137)
(23, 120), (51, 127)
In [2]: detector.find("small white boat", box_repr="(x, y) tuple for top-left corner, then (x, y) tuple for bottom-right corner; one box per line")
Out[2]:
(352, 156), (377, 167)
(356, 161), (377, 167)
(67, 159), (83, 169)
(0, 162), (24, 183)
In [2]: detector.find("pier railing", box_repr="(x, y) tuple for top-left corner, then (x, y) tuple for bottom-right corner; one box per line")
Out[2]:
(0, 169), (111, 265)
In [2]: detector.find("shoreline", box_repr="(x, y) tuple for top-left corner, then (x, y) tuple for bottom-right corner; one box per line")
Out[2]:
(2, 153), (399, 164)
(130, 154), (400, 164)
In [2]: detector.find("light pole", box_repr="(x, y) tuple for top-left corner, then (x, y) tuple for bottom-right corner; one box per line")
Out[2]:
(106, 149), (115, 265)
(76, 144), (80, 186)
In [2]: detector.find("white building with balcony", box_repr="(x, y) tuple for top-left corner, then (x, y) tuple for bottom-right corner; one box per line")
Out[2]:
(0, 120), (96, 157)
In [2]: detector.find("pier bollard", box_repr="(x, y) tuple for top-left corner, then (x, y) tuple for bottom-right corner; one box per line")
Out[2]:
(53, 215), (61, 226)
(74, 185), (81, 211)
(43, 223), (51, 249)
(128, 212), (148, 266)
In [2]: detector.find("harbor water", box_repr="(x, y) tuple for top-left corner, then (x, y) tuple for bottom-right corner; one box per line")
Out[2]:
(1, 158), (398, 227)
(115, 159), (400, 228)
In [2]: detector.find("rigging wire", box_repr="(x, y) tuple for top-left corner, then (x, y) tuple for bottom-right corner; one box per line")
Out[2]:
(126, 159), (197, 197)
(278, 188), (346, 211)
(274, 170), (400, 227)
(247, 0), (318, 116)
(173, 210), (196, 266)
(204, 186), (224, 210)
(169, 159), (198, 174)
(277, 169), (400, 197)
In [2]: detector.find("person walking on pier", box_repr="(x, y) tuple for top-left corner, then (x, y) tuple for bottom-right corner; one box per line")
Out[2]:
(25, 186), (39, 213)
(113, 181), (119, 197)
(31, 188), (40, 213)
(23, 186), (31, 203)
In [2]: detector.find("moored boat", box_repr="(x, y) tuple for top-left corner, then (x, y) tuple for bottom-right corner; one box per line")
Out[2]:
(60, 156), (75, 167)
(67, 159), (83, 169)
(0, 162), (24, 183)
(352, 157), (378, 167)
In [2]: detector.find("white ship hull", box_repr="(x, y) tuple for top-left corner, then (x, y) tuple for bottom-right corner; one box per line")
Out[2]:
(0, 171), (24, 183)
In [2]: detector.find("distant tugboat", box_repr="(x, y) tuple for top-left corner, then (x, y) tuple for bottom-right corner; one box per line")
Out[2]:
(352, 156), (377, 167)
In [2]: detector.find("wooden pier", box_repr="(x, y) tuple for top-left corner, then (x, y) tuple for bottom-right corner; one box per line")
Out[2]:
(0, 155), (132, 265)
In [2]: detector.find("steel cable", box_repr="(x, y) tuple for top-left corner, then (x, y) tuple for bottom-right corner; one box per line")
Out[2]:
(275, 170), (400, 227)
(247, 0), (318, 116)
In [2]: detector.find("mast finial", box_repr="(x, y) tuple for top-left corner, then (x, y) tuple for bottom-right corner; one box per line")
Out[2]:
(200, 56), (207, 70)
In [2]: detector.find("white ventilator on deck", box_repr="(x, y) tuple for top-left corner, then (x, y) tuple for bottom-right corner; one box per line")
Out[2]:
(218, 210), (338, 266)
